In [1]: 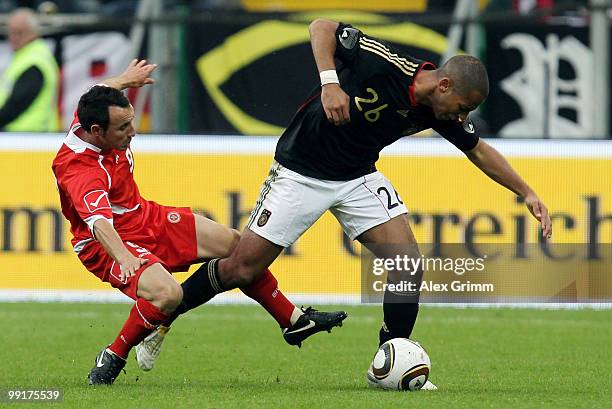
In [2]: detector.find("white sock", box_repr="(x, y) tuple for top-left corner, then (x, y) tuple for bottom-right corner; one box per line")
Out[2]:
(289, 307), (304, 325)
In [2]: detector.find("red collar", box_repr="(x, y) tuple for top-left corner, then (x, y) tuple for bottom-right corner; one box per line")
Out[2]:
(409, 62), (436, 107)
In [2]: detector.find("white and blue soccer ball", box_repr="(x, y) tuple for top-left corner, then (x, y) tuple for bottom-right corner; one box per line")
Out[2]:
(367, 338), (431, 391)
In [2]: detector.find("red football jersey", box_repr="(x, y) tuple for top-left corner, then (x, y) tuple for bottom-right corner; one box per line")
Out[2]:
(52, 115), (150, 253)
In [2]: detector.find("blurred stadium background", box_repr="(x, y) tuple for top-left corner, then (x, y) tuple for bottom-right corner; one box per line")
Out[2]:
(0, 0), (610, 305)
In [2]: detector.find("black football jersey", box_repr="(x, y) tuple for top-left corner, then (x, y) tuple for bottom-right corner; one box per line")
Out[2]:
(274, 23), (480, 181)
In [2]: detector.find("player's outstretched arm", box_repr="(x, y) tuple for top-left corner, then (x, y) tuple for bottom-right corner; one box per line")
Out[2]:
(309, 19), (350, 125)
(93, 218), (149, 281)
(101, 59), (157, 91)
(309, 19), (339, 74)
(465, 139), (552, 239)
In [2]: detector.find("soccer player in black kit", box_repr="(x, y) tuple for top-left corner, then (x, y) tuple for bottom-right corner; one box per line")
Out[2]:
(150, 19), (553, 388)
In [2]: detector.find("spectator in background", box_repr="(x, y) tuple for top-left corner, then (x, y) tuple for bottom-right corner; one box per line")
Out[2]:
(0, 8), (60, 131)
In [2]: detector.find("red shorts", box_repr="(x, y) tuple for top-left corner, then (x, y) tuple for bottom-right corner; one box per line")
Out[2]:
(78, 203), (198, 300)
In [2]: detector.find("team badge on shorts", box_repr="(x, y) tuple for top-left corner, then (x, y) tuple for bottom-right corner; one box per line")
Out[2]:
(167, 211), (181, 224)
(257, 209), (272, 227)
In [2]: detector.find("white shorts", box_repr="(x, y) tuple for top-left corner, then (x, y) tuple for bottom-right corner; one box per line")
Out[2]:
(247, 161), (408, 247)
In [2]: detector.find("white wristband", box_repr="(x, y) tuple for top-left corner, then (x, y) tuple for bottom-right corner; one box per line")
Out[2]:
(320, 70), (339, 86)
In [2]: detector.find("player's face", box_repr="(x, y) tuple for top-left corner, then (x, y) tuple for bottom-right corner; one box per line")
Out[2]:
(102, 105), (136, 151)
(432, 81), (485, 122)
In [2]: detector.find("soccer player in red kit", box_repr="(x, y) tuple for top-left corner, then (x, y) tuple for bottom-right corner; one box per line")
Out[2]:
(52, 60), (346, 385)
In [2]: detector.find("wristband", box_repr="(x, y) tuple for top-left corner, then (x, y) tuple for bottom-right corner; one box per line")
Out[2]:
(320, 70), (339, 86)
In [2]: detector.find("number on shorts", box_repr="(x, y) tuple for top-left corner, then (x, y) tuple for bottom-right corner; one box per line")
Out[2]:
(377, 186), (404, 209)
(126, 241), (149, 254)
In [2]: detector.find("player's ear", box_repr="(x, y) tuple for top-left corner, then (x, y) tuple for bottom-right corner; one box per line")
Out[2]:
(438, 77), (452, 93)
(90, 123), (104, 138)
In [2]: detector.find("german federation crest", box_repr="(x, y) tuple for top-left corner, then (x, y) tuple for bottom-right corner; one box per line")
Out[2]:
(257, 209), (272, 227)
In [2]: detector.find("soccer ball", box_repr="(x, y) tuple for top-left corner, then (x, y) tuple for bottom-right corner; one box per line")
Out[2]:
(366, 338), (431, 391)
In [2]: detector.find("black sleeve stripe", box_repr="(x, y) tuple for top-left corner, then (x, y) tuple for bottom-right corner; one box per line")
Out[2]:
(360, 37), (419, 68)
(359, 42), (416, 76)
(359, 37), (418, 76)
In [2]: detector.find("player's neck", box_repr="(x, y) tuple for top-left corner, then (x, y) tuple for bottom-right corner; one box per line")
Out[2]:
(79, 132), (105, 152)
(412, 70), (437, 107)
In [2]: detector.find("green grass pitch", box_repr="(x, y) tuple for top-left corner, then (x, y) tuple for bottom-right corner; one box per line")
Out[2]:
(1, 303), (610, 408)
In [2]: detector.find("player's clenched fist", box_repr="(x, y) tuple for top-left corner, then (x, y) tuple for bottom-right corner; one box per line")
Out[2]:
(321, 83), (350, 126)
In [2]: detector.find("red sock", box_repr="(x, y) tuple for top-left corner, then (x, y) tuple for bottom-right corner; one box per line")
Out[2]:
(108, 298), (169, 359)
(241, 269), (294, 328)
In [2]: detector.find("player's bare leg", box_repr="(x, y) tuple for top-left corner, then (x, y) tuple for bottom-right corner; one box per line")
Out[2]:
(136, 263), (184, 312)
(358, 214), (421, 344)
(88, 263), (181, 385)
(358, 214), (436, 389)
(193, 214), (241, 259)
(216, 227), (283, 287)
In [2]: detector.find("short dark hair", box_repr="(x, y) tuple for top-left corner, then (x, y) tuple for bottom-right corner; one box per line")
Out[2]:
(440, 55), (489, 98)
(77, 86), (130, 132)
